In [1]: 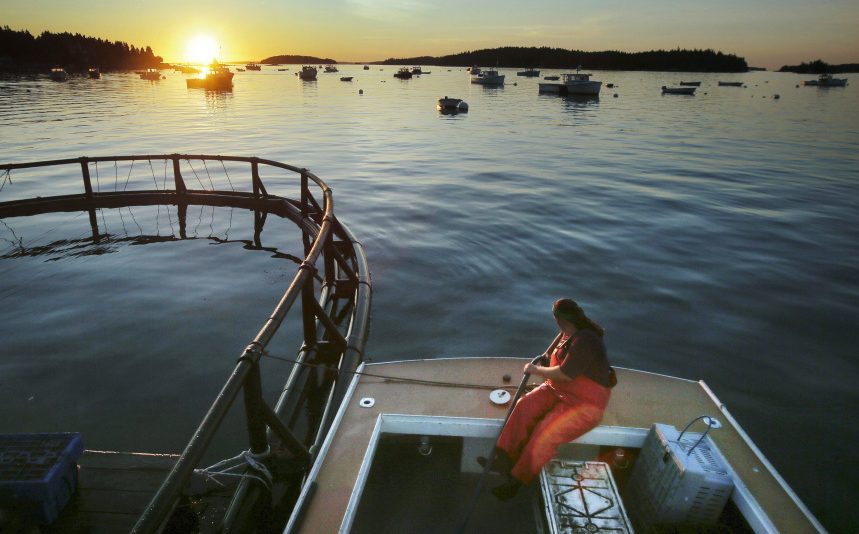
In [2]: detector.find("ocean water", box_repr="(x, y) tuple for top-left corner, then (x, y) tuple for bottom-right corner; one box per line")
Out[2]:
(1, 66), (857, 531)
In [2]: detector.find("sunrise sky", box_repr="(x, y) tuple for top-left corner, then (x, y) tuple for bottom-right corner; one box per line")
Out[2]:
(2, 0), (857, 69)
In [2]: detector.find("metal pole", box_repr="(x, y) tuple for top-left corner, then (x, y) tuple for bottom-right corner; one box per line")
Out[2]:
(172, 155), (186, 193)
(79, 157), (93, 198)
(131, 359), (257, 534)
(242, 355), (269, 455)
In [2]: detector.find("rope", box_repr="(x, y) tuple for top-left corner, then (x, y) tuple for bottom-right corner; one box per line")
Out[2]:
(186, 159), (207, 189)
(0, 169), (10, 194)
(201, 160), (216, 190)
(147, 159), (159, 190)
(123, 159), (135, 190)
(677, 415), (718, 456)
(148, 160), (162, 235)
(261, 351), (520, 392)
(220, 160), (236, 191)
(193, 447), (274, 492)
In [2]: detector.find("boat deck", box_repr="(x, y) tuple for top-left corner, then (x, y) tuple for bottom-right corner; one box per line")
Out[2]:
(48, 451), (232, 533)
(292, 357), (821, 533)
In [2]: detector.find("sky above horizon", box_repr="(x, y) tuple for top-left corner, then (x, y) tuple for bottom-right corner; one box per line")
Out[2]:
(3, 0), (857, 69)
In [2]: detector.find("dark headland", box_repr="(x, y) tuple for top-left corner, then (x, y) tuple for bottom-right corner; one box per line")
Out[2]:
(260, 55), (336, 65)
(0, 26), (162, 73)
(377, 46), (749, 72)
(778, 59), (859, 74)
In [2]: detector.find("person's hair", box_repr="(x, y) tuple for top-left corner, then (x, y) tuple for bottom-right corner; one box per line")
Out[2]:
(553, 298), (604, 337)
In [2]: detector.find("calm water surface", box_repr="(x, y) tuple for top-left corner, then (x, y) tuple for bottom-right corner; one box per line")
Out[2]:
(1, 67), (857, 531)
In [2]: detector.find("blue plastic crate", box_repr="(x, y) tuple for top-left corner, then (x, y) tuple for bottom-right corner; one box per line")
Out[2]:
(0, 433), (83, 524)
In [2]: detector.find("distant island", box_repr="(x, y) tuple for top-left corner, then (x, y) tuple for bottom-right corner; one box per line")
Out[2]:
(379, 46), (748, 72)
(778, 59), (859, 74)
(0, 26), (162, 73)
(261, 54), (336, 65)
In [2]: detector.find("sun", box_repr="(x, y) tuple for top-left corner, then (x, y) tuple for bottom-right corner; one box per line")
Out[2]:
(185, 36), (219, 64)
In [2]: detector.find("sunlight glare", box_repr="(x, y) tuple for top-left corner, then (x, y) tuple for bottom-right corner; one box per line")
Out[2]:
(185, 36), (219, 64)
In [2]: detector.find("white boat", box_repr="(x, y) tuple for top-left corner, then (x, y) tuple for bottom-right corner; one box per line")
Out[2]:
(298, 65), (318, 80)
(662, 86), (696, 95)
(324, 65), (339, 73)
(802, 73), (848, 87)
(411, 66), (430, 75)
(283, 356), (825, 533)
(471, 68), (505, 85)
(437, 96), (468, 113)
(139, 68), (162, 81)
(539, 71), (602, 95)
(468, 66), (481, 75)
(244, 63), (261, 71)
(186, 62), (234, 90)
(49, 67), (68, 81)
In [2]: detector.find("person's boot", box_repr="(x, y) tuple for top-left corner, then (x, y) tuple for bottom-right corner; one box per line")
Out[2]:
(476, 447), (512, 475)
(491, 478), (522, 501)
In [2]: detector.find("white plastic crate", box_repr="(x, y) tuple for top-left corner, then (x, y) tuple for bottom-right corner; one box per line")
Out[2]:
(625, 423), (734, 531)
(540, 460), (633, 533)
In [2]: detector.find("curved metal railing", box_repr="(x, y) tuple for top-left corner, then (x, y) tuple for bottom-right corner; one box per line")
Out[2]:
(0, 154), (372, 533)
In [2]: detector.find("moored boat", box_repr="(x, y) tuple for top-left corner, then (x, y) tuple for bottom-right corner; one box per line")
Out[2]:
(49, 67), (68, 81)
(87, 67), (100, 79)
(802, 73), (848, 87)
(543, 75), (560, 81)
(393, 67), (413, 79)
(437, 96), (469, 113)
(517, 68), (540, 77)
(185, 62), (234, 90)
(245, 63), (261, 71)
(411, 66), (430, 75)
(324, 65), (339, 73)
(363, 65), (370, 70)
(539, 70), (601, 95)
(662, 85), (696, 95)
(679, 81), (700, 86)
(718, 81), (743, 87)
(340, 76), (353, 82)
(471, 68), (505, 85)
(139, 68), (162, 81)
(298, 65), (318, 80)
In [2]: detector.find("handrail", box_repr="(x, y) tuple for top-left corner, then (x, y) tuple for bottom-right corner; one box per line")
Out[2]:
(0, 154), (371, 533)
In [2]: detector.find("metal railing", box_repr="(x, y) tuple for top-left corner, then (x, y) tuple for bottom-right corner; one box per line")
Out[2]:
(0, 154), (372, 533)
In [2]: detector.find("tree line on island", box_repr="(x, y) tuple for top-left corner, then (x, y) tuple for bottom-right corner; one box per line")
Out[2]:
(261, 54), (336, 65)
(379, 46), (749, 72)
(0, 26), (162, 72)
(777, 59), (859, 74)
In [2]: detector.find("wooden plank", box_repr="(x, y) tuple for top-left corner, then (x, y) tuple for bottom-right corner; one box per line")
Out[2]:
(44, 450), (241, 533)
